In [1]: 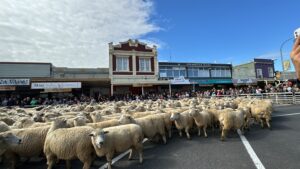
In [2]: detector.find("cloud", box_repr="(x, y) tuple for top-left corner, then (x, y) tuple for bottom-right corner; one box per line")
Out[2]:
(0, 0), (160, 68)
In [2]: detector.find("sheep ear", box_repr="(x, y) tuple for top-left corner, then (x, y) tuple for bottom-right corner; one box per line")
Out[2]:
(88, 133), (94, 137)
(104, 131), (109, 134)
(28, 113), (33, 117)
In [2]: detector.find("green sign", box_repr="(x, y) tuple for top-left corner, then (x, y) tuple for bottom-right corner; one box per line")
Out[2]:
(191, 79), (232, 85)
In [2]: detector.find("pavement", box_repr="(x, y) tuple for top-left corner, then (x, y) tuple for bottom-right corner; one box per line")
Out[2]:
(1, 105), (300, 169)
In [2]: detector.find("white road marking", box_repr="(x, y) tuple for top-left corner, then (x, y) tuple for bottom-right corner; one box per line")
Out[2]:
(272, 112), (300, 117)
(99, 138), (148, 169)
(237, 129), (265, 169)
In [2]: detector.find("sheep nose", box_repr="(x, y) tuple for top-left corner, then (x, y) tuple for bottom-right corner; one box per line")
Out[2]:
(18, 139), (22, 144)
(99, 141), (104, 145)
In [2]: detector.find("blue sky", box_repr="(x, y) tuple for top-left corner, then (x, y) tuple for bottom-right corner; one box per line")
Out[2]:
(144, 0), (299, 71)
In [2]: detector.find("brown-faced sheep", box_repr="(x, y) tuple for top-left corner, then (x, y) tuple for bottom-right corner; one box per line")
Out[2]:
(90, 124), (144, 169)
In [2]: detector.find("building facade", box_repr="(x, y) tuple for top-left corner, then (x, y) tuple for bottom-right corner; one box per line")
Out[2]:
(232, 58), (275, 85)
(159, 62), (232, 91)
(109, 39), (168, 95)
(0, 62), (110, 99)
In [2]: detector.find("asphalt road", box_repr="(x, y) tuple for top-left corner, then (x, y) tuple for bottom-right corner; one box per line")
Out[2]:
(1, 105), (300, 169)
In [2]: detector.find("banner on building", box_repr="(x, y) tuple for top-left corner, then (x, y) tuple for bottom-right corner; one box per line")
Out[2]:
(44, 88), (72, 93)
(283, 60), (291, 71)
(170, 76), (190, 84)
(31, 82), (81, 89)
(0, 79), (30, 86)
(0, 86), (16, 91)
(233, 78), (257, 84)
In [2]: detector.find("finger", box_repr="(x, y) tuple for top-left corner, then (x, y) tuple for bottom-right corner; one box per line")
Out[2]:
(294, 45), (300, 55)
(293, 37), (300, 50)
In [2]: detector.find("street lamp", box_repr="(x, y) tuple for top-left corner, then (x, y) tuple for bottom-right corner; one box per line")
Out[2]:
(280, 37), (294, 81)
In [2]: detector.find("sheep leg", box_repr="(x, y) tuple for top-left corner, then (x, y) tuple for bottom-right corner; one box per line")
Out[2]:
(259, 119), (264, 128)
(66, 160), (71, 169)
(162, 135), (167, 144)
(197, 127), (201, 136)
(203, 126), (208, 138)
(45, 154), (56, 169)
(266, 119), (272, 130)
(185, 128), (191, 140)
(128, 149), (133, 160)
(135, 142), (143, 164)
(221, 129), (227, 141)
(179, 130), (183, 137)
(106, 154), (113, 169)
(82, 159), (92, 169)
(168, 128), (172, 138)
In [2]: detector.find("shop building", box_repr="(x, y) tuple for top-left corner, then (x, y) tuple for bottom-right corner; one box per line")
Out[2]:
(109, 39), (168, 95)
(232, 58), (275, 86)
(0, 62), (110, 99)
(159, 62), (233, 91)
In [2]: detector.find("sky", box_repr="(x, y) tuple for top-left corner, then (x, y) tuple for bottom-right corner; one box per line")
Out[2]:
(0, 0), (299, 70)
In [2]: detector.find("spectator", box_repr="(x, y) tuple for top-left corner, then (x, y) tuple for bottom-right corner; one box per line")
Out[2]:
(290, 37), (300, 88)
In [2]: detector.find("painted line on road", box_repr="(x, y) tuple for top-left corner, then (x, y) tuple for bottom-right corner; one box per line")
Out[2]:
(272, 112), (300, 117)
(99, 138), (148, 169)
(237, 129), (266, 169)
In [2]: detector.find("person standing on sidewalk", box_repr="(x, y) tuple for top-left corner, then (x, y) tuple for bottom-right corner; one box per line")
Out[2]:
(291, 37), (300, 88)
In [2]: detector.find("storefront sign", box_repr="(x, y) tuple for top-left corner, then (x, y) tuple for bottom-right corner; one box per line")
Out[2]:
(233, 78), (257, 84)
(0, 79), (30, 86)
(0, 86), (16, 91)
(44, 88), (72, 93)
(191, 79), (232, 85)
(31, 82), (81, 89)
(170, 77), (190, 84)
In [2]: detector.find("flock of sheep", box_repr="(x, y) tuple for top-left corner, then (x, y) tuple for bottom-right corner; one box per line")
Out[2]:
(0, 97), (273, 169)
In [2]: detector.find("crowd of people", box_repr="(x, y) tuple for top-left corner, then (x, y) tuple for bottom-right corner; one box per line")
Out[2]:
(1, 81), (299, 107)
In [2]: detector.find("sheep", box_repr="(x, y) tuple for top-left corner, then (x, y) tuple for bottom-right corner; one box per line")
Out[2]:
(4, 126), (52, 169)
(0, 132), (22, 156)
(0, 117), (15, 126)
(188, 108), (212, 138)
(87, 119), (121, 129)
(154, 109), (173, 138)
(250, 100), (272, 129)
(0, 121), (10, 133)
(170, 111), (194, 139)
(218, 109), (244, 141)
(90, 124), (144, 169)
(118, 114), (167, 144)
(44, 126), (96, 169)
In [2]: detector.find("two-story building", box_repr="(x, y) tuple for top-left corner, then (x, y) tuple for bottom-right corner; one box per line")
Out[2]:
(109, 39), (168, 95)
(232, 58), (275, 85)
(159, 62), (233, 91)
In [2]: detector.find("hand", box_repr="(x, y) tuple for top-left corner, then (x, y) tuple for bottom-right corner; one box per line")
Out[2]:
(290, 37), (300, 79)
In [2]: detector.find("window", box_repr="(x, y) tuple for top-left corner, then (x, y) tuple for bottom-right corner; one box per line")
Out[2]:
(268, 67), (274, 78)
(188, 68), (209, 77)
(139, 58), (151, 72)
(159, 66), (186, 78)
(257, 69), (263, 78)
(116, 57), (129, 71)
(211, 67), (231, 77)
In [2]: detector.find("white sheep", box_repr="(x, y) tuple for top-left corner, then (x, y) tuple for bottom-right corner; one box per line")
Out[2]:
(44, 125), (96, 169)
(188, 108), (212, 138)
(218, 109), (244, 141)
(118, 114), (167, 144)
(0, 132), (22, 156)
(90, 124), (144, 169)
(170, 111), (194, 139)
